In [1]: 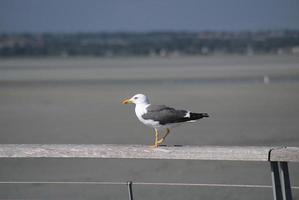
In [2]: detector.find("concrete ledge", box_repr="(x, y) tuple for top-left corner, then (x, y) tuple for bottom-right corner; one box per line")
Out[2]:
(1, 144), (297, 162)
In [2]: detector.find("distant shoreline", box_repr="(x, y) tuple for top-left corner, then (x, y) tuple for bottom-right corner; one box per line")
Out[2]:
(1, 31), (299, 57)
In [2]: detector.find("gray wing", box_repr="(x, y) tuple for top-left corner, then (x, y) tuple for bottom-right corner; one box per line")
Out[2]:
(142, 105), (188, 125)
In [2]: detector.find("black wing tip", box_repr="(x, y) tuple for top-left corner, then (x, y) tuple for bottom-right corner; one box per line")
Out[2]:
(190, 112), (209, 120)
(202, 113), (209, 118)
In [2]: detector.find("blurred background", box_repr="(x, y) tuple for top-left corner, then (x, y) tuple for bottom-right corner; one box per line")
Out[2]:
(0, 0), (299, 199)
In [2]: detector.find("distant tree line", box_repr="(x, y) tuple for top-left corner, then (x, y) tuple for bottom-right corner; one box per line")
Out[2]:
(0, 31), (299, 57)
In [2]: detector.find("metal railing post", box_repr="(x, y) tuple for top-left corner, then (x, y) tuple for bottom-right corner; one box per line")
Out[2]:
(271, 162), (283, 200)
(127, 181), (134, 200)
(279, 162), (293, 200)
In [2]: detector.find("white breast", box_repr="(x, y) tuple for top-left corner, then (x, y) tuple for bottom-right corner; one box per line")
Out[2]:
(135, 104), (160, 128)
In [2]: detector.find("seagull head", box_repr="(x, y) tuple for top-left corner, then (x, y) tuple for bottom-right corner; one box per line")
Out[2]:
(122, 94), (149, 105)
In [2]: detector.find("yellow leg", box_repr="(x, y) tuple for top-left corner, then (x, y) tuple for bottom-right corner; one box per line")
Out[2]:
(157, 128), (170, 145)
(150, 128), (160, 148)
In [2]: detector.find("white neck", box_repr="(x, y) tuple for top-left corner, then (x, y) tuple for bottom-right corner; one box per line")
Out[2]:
(135, 102), (150, 110)
(135, 102), (150, 119)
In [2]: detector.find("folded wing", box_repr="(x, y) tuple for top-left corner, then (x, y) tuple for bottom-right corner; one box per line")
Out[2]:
(142, 105), (208, 125)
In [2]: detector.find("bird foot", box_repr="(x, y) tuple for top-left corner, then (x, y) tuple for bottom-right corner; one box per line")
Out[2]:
(150, 139), (165, 148)
(157, 138), (164, 144)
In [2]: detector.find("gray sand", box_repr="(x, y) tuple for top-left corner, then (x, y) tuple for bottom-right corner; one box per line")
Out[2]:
(0, 55), (298, 199)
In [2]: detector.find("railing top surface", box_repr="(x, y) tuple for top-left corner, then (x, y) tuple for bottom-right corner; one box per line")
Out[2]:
(0, 144), (298, 162)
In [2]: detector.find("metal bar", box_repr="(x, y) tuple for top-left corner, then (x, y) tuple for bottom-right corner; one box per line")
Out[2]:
(0, 181), (298, 189)
(134, 182), (273, 188)
(127, 181), (134, 200)
(279, 162), (293, 200)
(271, 162), (283, 200)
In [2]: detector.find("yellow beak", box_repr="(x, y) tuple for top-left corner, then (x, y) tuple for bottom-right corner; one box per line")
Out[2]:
(122, 98), (133, 104)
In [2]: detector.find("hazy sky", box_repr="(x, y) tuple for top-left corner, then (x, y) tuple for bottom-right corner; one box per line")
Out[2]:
(0, 0), (299, 33)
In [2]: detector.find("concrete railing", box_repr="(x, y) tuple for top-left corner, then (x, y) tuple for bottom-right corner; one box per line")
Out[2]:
(0, 144), (298, 200)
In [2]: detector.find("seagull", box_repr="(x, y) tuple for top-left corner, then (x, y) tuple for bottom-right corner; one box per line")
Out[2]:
(122, 94), (209, 147)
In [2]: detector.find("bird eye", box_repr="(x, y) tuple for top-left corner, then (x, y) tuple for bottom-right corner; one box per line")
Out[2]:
(134, 97), (138, 99)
